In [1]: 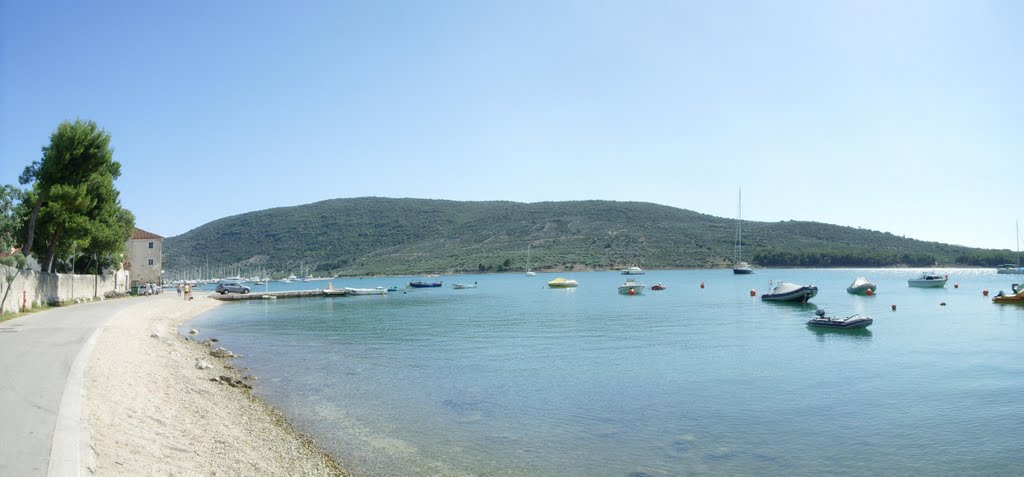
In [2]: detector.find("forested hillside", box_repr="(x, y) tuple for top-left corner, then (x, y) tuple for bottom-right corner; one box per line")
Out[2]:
(162, 197), (1012, 277)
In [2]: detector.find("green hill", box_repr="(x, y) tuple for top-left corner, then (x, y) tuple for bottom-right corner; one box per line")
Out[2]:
(162, 197), (1012, 277)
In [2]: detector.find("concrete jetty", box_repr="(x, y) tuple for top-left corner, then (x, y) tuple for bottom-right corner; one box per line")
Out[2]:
(209, 289), (351, 301)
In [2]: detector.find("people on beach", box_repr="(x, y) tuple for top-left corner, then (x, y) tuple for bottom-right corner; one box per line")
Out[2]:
(176, 284), (182, 297)
(183, 283), (191, 301)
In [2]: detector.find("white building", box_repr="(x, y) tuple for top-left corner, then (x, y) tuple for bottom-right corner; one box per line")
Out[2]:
(126, 227), (163, 286)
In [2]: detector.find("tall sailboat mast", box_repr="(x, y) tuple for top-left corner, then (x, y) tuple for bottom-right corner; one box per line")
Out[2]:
(735, 188), (742, 263)
(732, 188), (754, 274)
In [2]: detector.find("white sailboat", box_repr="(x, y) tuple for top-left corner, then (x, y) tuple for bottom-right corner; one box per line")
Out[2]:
(733, 188), (754, 274)
(526, 244), (536, 276)
(997, 220), (1024, 274)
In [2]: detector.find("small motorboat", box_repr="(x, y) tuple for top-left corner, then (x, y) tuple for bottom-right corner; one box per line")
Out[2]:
(908, 272), (947, 288)
(621, 266), (646, 275)
(993, 286), (1024, 303)
(387, 286), (399, 292)
(807, 309), (873, 329)
(452, 282), (478, 289)
(761, 282), (818, 302)
(650, 283), (667, 291)
(846, 277), (877, 295)
(344, 287), (388, 296)
(409, 281), (443, 288)
(618, 278), (645, 295)
(547, 278), (579, 288)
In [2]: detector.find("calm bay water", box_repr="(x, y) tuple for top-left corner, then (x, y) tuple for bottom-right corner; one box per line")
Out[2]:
(186, 269), (1024, 476)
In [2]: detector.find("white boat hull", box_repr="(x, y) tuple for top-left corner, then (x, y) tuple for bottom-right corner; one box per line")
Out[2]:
(908, 279), (947, 288)
(344, 287), (388, 295)
(762, 283), (818, 302)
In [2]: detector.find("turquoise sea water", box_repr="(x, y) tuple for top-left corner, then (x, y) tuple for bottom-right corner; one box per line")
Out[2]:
(186, 269), (1024, 476)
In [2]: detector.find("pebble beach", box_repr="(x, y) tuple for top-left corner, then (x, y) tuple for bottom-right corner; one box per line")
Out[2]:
(83, 292), (344, 476)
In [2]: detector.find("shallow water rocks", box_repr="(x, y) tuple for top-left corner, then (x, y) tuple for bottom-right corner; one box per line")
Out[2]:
(189, 328), (198, 335)
(196, 359), (213, 370)
(216, 375), (253, 389)
(210, 347), (235, 358)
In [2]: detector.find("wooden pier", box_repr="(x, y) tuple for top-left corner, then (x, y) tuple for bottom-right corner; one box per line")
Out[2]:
(209, 289), (351, 301)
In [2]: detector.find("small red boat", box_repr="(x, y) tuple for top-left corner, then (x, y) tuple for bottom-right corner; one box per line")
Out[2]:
(650, 283), (667, 291)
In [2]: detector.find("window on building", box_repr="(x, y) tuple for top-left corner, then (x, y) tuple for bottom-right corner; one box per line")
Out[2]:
(148, 259), (154, 266)
(148, 241), (154, 249)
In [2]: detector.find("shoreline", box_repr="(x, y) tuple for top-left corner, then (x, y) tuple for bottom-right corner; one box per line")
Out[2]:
(83, 292), (345, 476)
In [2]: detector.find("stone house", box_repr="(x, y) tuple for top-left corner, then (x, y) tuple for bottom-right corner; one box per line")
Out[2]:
(125, 227), (163, 286)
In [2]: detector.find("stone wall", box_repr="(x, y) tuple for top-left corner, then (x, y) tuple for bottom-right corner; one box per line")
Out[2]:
(0, 265), (131, 314)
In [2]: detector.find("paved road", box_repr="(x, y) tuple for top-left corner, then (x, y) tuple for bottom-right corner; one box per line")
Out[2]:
(0, 297), (141, 476)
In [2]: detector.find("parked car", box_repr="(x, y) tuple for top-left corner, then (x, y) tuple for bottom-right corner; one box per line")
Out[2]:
(215, 282), (250, 294)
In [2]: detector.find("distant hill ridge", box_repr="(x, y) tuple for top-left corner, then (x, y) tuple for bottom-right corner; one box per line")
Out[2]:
(162, 197), (1011, 277)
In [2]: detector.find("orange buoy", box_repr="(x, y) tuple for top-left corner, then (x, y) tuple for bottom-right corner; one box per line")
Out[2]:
(954, 283), (959, 289)
(983, 289), (989, 296)
(866, 288), (873, 296)
(628, 288), (635, 296)
(749, 289), (756, 297)
(891, 304), (897, 311)
(700, 282), (705, 289)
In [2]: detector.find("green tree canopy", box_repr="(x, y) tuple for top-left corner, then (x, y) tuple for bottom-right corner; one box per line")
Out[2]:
(18, 120), (133, 273)
(0, 185), (23, 253)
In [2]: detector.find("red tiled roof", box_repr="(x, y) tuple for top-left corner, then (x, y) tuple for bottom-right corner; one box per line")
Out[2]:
(132, 228), (164, 240)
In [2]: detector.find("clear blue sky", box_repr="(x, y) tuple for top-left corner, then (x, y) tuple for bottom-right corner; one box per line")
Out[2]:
(2, 1), (1022, 249)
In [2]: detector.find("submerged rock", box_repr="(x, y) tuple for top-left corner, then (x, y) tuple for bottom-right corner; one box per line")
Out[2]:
(189, 328), (198, 335)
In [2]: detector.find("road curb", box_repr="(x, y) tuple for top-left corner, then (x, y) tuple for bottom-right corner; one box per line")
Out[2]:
(47, 325), (104, 477)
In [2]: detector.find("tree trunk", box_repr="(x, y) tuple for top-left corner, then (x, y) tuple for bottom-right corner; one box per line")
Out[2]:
(0, 278), (11, 312)
(22, 194), (43, 256)
(44, 229), (60, 273)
